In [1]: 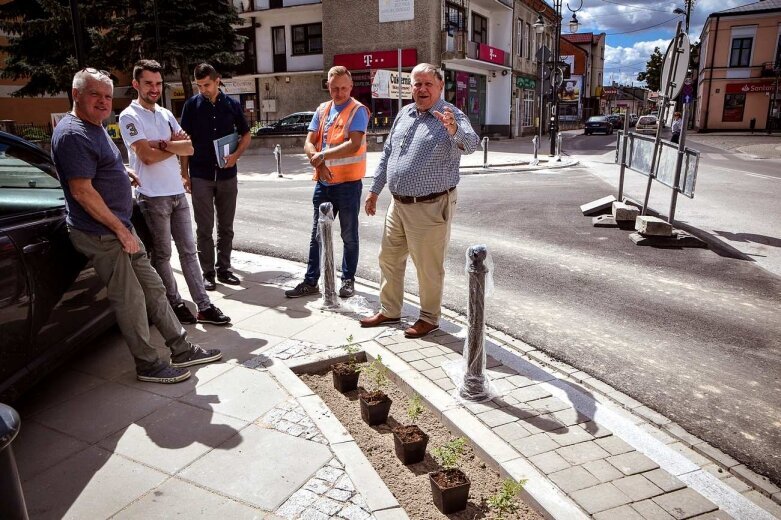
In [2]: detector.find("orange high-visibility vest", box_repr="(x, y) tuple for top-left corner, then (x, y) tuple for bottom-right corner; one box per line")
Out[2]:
(312, 98), (369, 183)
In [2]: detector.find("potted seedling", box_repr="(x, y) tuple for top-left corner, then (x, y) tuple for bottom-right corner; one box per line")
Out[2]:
(331, 335), (360, 393)
(488, 478), (527, 519)
(358, 355), (392, 426)
(391, 393), (429, 464)
(430, 437), (470, 514)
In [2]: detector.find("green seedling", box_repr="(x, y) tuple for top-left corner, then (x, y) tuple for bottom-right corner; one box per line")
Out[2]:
(359, 354), (389, 393)
(342, 335), (359, 370)
(432, 437), (467, 470)
(488, 478), (527, 519)
(407, 393), (424, 424)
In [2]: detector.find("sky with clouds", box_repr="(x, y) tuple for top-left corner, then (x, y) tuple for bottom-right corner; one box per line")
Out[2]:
(571, 0), (749, 86)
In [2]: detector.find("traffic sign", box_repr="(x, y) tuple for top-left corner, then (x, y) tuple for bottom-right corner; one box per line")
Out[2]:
(661, 31), (690, 100)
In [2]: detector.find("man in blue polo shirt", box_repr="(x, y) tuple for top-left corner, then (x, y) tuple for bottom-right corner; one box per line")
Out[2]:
(180, 63), (251, 291)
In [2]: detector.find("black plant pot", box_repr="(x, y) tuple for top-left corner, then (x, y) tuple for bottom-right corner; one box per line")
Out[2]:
(331, 364), (359, 393)
(359, 392), (392, 426)
(392, 425), (429, 465)
(429, 469), (471, 514)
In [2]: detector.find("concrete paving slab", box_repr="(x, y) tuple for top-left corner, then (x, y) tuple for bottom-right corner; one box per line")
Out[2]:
(529, 450), (571, 474)
(115, 360), (234, 399)
(549, 465), (601, 493)
(183, 326), (286, 366)
(99, 400), (248, 474)
(24, 445), (168, 520)
(557, 441), (612, 465)
(652, 488), (719, 519)
(594, 504), (647, 520)
(608, 451), (660, 476)
(236, 307), (328, 338)
(613, 474), (666, 501)
(113, 477), (268, 519)
(32, 381), (170, 443)
(16, 369), (105, 417)
(180, 366), (287, 422)
(180, 424), (331, 511)
(631, 498), (677, 519)
(644, 468), (687, 493)
(570, 482), (633, 514)
(13, 420), (89, 482)
(70, 332), (137, 381)
(292, 311), (384, 345)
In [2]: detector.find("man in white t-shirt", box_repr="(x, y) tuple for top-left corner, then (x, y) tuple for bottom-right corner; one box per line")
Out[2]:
(119, 59), (230, 326)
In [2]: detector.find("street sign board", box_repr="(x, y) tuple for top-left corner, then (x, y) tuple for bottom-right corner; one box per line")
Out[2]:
(661, 32), (690, 100)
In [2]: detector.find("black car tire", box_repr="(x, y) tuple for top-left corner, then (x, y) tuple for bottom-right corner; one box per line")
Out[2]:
(585, 131), (591, 135)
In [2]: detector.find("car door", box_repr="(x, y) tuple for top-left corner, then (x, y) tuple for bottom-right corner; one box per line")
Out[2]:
(0, 133), (113, 401)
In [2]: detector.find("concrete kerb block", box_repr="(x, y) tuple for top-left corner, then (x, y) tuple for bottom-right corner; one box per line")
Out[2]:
(330, 441), (400, 513)
(266, 361), (316, 399)
(731, 464), (781, 498)
(612, 201), (640, 222)
(635, 215), (673, 237)
(297, 394), (354, 445)
(580, 195), (617, 216)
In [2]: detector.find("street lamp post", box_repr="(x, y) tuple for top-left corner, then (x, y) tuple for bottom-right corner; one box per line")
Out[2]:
(535, 0), (583, 156)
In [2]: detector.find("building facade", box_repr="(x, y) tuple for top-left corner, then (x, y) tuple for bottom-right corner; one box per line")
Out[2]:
(696, 0), (781, 131)
(561, 32), (605, 120)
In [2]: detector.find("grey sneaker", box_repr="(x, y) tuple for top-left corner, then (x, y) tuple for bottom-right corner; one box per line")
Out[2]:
(285, 281), (320, 298)
(137, 364), (191, 384)
(339, 279), (355, 298)
(171, 345), (223, 368)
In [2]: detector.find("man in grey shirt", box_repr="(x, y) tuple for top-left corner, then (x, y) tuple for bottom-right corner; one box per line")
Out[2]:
(51, 68), (222, 384)
(361, 63), (479, 339)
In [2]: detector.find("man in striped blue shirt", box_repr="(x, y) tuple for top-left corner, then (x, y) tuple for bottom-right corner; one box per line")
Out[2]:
(361, 63), (479, 338)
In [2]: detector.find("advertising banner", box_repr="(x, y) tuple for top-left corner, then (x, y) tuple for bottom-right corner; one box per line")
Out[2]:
(379, 0), (414, 22)
(370, 70), (412, 99)
(558, 75), (581, 121)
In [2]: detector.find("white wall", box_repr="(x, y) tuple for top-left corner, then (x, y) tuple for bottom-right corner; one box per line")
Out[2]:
(254, 4), (323, 73)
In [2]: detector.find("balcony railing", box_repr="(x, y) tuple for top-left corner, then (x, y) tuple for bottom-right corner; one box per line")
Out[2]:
(441, 30), (510, 67)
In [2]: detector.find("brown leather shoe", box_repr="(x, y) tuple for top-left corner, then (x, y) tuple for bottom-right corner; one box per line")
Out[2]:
(359, 313), (401, 328)
(404, 319), (440, 339)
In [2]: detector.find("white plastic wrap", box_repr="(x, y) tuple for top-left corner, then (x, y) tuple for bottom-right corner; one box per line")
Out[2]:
(453, 245), (496, 402)
(317, 202), (339, 309)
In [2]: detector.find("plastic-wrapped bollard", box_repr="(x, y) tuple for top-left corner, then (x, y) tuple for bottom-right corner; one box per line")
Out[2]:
(318, 202), (338, 308)
(273, 144), (282, 177)
(458, 245), (495, 402)
(0, 403), (28, 520)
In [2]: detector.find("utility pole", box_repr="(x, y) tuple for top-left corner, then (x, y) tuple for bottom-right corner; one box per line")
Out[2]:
(69, 0), (86, 68)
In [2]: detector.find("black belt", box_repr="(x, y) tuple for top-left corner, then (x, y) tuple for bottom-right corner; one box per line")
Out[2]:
(392, 186), (456, 204)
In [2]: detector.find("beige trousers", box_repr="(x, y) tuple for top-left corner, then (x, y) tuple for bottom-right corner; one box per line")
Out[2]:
(378, 188), (457, 324)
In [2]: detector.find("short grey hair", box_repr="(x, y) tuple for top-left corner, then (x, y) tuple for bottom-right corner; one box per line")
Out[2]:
(327, 65), (352, 82)
(72, 69), (113, 93)
(411, 63), (443, 81)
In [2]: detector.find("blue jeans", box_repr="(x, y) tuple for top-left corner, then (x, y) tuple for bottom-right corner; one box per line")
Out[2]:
(305, 180), (362, 284)
(137, 193), (211, 312)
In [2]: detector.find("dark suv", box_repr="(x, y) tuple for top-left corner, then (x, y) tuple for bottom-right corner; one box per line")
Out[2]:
(254, 112), (315, 135)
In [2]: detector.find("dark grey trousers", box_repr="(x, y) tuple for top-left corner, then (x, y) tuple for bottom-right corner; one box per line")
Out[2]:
(191, 176), (238, 277)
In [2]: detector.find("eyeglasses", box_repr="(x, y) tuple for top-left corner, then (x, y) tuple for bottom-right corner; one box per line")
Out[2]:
(81, 67), (110, 78)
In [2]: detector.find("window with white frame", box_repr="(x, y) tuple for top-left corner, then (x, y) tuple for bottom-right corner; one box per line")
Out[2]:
(729, 25), (756, 68)
(523, 90), (534, 127)
(517, 19), (524, 57)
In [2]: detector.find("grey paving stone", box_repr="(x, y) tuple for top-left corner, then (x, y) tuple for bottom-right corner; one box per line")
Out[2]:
(639, 423), (677, 444)
(433, 377), (456, 391)
(399, 350), (425, 362)
(493, 421), (531, 443)
(596, 435), (635, 455)
(462, 400), (500, 414)
(692, 443), (740, 469)
(612, 474), (665, 501)
(529, 451), (571, 474)
(421, 367), (447, 381)
(530, 396), (571, 414)
(313, 497), (343, 516)
(486, 365), (516, 379)
(607, 451), (660, 476)
(419, 346), (443, 358)
(549, 465), (600, 493)
(510, 384), (553, 403)
(545, 407), (591, 427)
(476, 407), (519, 427)
(506, 374), (537, 388)
(14, 420), (90, 482)
(668, 442), (711, 467)
(549, 425), (595, 446)
(772, 491), (781, 506)
(608, 391), (645, 410)
(583, 459), (625, 482)
(687, 510), (734, 519)
(632, 499), (676, 519)
(652, 488), (718, 519)
(594, 504), (646, 520)
(570, 482), (633, 514)
(388, 340), (420, 353)
(408, 359), (432, 371)
(580, 420), (613, 438)
(339, 503), (372, 520)
(515, 432), (559, 457)
(664, 422), (705, 447)
(742, 490), (781, 518)
(180, 425), (331, 510)
(556, 440), (611, 465)
(635, 405), (672, 426)
(731, 465), (781, 497)
(492, 377), (519, 393)
(643, 469), (687, 493)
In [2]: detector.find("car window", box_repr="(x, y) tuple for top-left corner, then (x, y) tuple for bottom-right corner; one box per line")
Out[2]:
(0, 142), (64, 217)
(279, 116), (297, 127)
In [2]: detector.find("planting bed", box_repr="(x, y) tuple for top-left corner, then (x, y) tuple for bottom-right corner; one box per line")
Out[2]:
(300, 370), (543, 520)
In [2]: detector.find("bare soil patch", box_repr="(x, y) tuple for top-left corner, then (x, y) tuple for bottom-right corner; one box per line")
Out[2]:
(300, 370), (543, 520)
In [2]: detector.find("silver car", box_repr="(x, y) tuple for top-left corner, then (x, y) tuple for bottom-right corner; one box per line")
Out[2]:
(635, 115), (658, 135)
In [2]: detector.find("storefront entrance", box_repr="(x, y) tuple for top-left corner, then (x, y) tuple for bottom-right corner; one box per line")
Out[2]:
(444, 70), (486, 131)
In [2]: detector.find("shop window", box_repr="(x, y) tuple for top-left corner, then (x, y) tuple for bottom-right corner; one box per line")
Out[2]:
(729, 37), (752, 67)
(722, 93), (745, 122)
(291, 23), (322, 56)
(472, 13), (488, 44)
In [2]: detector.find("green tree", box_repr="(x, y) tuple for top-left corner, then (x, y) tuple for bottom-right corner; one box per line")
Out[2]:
(100, 0), (245, 100)
(0, 0), (109, 102)
(637, 47), (663, 92)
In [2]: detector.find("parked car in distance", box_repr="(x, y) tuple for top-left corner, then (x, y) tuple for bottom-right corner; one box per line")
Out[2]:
(606, 114), (625, 129)
(584, 116), (614, 135)
(635, 115), (659, 134)
(629, 114), (639, 127)
(254, 112), (315, 136)
(0, 131), (128, 403)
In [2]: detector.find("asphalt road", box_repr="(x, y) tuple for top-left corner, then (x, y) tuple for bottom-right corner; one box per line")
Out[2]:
(232, 140), (781, 485)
